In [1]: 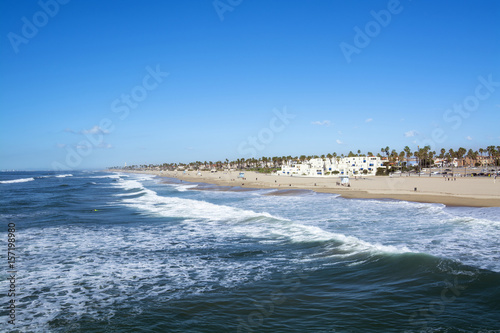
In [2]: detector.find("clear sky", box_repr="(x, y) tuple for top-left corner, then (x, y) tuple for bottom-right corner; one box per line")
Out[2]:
(1, 0), (499, 170)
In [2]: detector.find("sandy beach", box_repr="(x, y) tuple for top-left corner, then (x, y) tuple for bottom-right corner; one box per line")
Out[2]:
(111, 169), (500, 207)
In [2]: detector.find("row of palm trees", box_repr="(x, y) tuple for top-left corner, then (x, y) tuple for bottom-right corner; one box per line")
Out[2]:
(111, 145), (500, 172)
(380, 145), (500, 169)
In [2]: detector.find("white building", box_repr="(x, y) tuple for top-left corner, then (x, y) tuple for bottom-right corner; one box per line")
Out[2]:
(340, 156), (382, 176)
(279, 156), (383, 177)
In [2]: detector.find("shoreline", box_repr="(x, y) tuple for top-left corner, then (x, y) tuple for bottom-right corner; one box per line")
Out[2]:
(110, 169), (500, 208)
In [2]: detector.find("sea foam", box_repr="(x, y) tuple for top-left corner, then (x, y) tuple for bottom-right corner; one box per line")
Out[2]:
(55, 173), (73, 178)
(0, 177), (35, 184)
(114, 177), (411, 258)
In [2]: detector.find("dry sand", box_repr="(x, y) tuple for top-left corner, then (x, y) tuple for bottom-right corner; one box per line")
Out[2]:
(113, 170), (500, 207)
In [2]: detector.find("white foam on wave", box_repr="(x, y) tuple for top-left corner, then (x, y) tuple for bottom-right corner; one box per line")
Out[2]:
(231, 217), (412, 258)
(174, 184), (199, 192)
(0, 177), (35, 184)
(90, 174), (122, 179)
(0, 224), (275, 332)
(119, 179), (146, 191)
(431, 214), (500, 272)
(448, 216), (500, 226)
(113, 190), (147, 197)
(119, 184), (272, 222)
(55, 173), (73, 178)
(359, 198), (447, 215)
(115, 177), (410, 257)
(116, 175), (498, 271)
(127, 176), (500, 272)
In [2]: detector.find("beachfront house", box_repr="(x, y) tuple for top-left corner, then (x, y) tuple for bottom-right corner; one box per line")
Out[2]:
(339, 156), (382, 176)
(279, 156), (382, 177)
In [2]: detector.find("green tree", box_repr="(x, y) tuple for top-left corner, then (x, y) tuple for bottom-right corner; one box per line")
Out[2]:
(448, 149), (456, 175)
(404, 146), (412, 172)
(487, 145), (496, 166)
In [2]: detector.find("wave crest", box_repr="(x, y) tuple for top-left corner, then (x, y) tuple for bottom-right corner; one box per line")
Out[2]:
(0, 177), (35, 184)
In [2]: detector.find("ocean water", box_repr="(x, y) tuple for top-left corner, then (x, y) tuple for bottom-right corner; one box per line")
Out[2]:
(1, 171), (499, 333)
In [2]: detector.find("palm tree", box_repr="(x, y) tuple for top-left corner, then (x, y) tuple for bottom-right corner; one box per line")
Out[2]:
(438, 148), (446, 173)
(497, 146), (500, 173)
(466, 149), (477, 176)
(429, 150), (436, 176)
(448, 149), (456, 176)
(487, 145), (496, 168)
(399, 151), (405, 172)
(390, 149), (398, 166)
(413, 151), (420, 175)
(485, 146), (498, 173)
(420, 146), (431, 176)
(404, 146), (412, 173)
(479, 148), (485, 166)
(456, 147), (466, 175)
(381, 146), (390, 160)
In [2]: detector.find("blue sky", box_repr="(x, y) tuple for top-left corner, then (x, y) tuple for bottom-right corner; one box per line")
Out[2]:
(1, 0), (499, 170)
